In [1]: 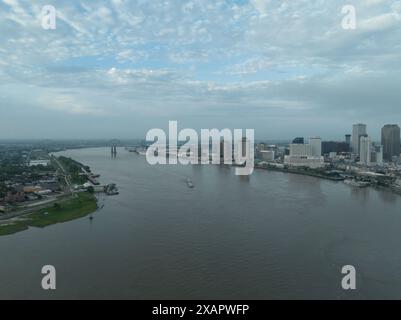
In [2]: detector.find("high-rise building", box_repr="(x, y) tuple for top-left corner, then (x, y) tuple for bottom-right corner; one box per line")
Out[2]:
(371, 145), (383, 165)
(352, 123), (367, 155)
(322, 141), (350, 154)
(359, 135), (371, 165)
(381, 124), (400, 162)
(309, 137), (322, 157)
(292, 137), (304, 144)
(345, 134), (351, 147)
(377, 146), (383, 165)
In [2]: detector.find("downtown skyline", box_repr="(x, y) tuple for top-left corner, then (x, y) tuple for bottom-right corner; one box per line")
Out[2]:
(0, 121), (399, 143)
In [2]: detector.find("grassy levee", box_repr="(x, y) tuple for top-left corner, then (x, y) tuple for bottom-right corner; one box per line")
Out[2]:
(0, 192), (97, 236)
(0, 223), (28, 236)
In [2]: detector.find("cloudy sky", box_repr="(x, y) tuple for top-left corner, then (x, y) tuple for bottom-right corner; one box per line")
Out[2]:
(0, 0), (400, 140)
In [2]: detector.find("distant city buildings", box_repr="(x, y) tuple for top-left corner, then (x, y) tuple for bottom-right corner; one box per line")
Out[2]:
(349, 123), (393, 166)
(347, 123), (401, 165)
(281, 122), (398, 168)
(381, 124), (401, 162)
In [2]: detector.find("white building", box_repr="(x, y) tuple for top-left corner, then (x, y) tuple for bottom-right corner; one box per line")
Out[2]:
(284, 156), (325, 168)
(309, 137), (322, 156)
(352, 123), (367, 155)
(260, 150), (275, 162)
(29, 160), (50, 167)
(329, 152), (337, 159)
(289, 144), (313, 157)
(359, 135), (371, 165)
(285, 137), (324, 169)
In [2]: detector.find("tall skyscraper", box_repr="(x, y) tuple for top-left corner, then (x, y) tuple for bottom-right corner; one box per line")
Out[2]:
(372, 145), (383, 165)
(309, 137), (322, 157)
(292, 137), (304, 144)
(359, 134), (371, 165)
(345, 134), (351, 147)
(352, 123), (367, 155)
(381, 124), (400, 162)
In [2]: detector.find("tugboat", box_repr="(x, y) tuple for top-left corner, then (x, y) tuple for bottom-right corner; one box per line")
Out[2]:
(186, 178), (194, 189)
(105, 183), (120, 195)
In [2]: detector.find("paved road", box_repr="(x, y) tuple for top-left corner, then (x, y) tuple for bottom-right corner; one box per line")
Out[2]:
(0, 194), (71, 223)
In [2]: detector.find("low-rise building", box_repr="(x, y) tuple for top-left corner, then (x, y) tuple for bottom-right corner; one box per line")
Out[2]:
(23, 186), (42, 193)
(29, 160), (50, 167)
(259, 150), (275, 162)
(284, 155), (325, 169)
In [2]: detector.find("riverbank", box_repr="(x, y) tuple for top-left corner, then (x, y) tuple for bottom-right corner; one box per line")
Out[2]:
(0, 192), (97, 236)
(255, 164), (344, 181)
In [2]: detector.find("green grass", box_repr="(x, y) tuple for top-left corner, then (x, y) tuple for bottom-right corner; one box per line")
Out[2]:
(0, 192), (97, 236)
(0, 222), (28, 236)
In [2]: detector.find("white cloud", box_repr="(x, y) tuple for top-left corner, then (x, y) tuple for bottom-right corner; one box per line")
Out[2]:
(250, 0), (270, 16)
(359, 12), (401, 31)
(2, 0), (18, 6)
(366, 0), (386, 6)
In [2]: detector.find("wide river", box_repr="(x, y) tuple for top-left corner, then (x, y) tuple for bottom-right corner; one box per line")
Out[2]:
(1, 147), (401, 299)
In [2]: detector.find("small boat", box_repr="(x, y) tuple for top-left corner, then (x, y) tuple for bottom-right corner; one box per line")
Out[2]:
(186, 178), (194, 189)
